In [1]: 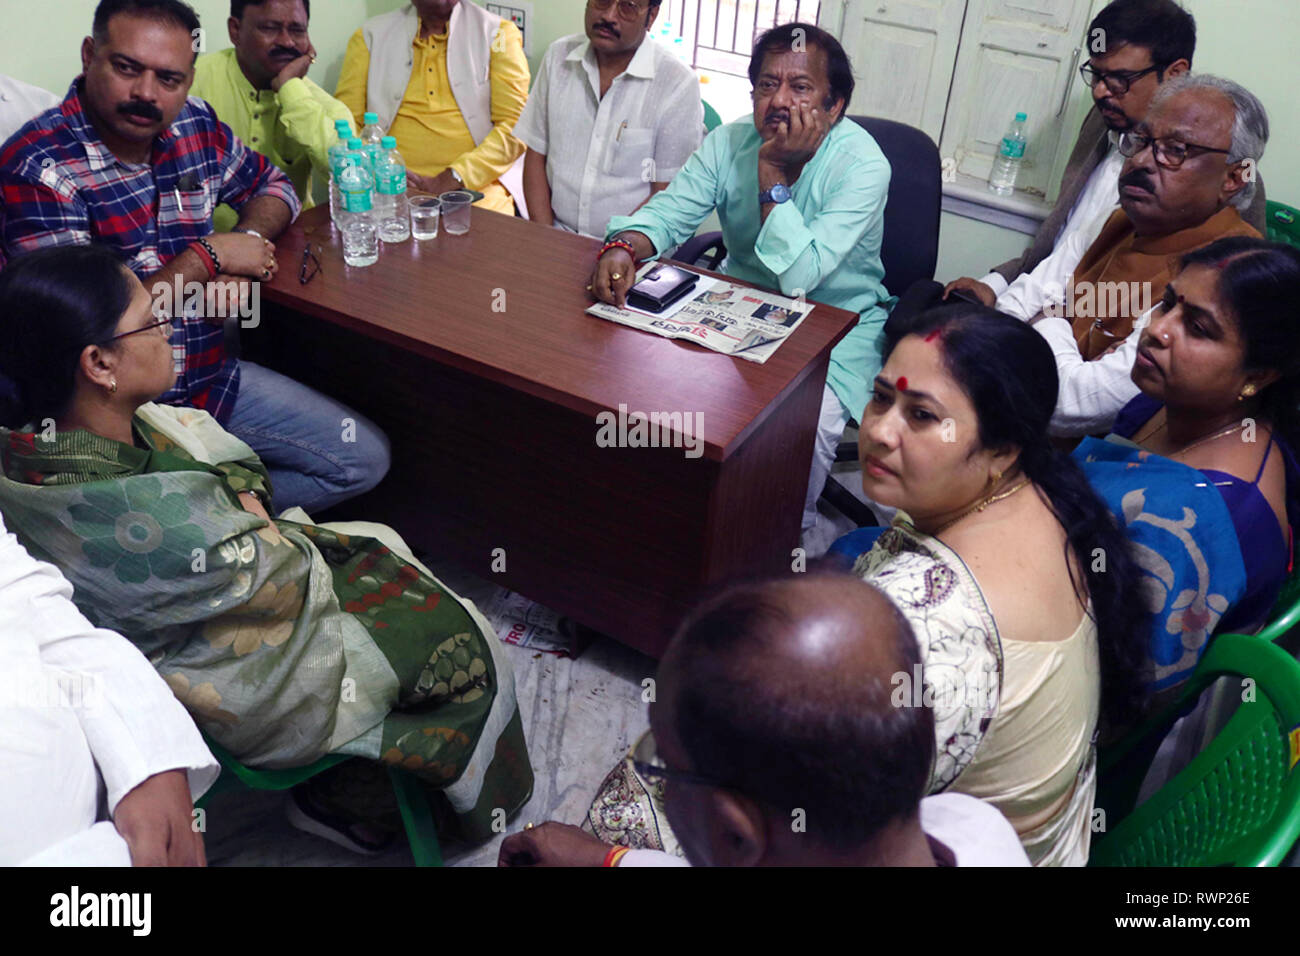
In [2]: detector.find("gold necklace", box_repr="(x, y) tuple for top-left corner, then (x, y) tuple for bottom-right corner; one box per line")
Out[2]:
(933, 478), (1032, 536)
(1170, 420), (1248, 458)
(1141, 412), (1247, 455)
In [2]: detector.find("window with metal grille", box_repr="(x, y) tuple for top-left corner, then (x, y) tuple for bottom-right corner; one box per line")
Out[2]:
(657, 0), (823, 78)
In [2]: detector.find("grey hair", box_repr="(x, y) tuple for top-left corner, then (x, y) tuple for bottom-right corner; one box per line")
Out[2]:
(1148, 73), (1270, 210)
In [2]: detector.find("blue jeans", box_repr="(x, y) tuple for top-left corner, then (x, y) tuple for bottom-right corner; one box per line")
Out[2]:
(224, 361), (391, 514)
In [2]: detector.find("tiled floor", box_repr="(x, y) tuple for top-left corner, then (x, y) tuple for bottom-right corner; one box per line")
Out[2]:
(204, 457), (871, 867)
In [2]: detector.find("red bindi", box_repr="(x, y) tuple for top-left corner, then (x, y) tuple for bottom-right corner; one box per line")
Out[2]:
(896, 376), (908, 391)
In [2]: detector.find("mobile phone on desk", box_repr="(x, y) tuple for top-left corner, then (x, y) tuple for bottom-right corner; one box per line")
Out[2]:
(627, 264), (699, 313)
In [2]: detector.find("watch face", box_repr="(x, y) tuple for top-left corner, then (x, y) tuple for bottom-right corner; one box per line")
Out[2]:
(773, 184), (790, 202)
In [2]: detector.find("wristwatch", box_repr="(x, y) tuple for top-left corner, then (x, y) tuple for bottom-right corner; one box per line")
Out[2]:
(759, 183), (792, 205)
(449, 168), (464, 186)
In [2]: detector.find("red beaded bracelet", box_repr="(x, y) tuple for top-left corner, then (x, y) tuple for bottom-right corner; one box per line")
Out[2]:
(598, 239), (638, 263)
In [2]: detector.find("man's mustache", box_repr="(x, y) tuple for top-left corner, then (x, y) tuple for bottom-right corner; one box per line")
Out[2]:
(765, 110), (790, 125)
(270, 45), (305, 59)
(1119, 169), (1157, 194)
(593, 21), (620, 37)
(118, 100), (163, 122)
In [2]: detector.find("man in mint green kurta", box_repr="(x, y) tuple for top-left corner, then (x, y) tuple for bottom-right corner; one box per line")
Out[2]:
(191, 0), (354, 231)
(599, 24), (891, 534)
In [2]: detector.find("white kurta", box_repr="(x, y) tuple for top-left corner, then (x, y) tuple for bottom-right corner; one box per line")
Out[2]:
(981, 143), (1124, 297)
(0, 74), (58, 145)
(0, 517), (219, 866)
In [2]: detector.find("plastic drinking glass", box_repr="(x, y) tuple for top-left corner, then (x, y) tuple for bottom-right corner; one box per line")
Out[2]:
(441, 191), (473, 236)
(409, 195), (441, 240)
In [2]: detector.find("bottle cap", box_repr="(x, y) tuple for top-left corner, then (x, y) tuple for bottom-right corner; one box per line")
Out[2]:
(381, 136), (397, 149)
(1015, 112), (1028, 122)
(363, 112), (379, 124)
(348, 138), (363, 150)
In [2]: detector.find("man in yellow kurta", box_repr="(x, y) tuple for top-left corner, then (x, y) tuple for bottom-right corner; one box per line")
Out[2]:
(336, 0), (530, 216)
(191, 0), (354, 231)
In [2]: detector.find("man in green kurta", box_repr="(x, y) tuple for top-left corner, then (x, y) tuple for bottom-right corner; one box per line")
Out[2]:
(591, 22), (891, 536)
(191, 0), (353, 231)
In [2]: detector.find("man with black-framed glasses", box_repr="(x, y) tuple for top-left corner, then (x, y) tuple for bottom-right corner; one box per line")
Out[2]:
(498, 575), (1028, 867)
(945, 0), (1262, 309)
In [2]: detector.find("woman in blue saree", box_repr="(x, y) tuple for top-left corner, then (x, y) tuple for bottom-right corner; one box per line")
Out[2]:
(1073, 237), (1300, 693)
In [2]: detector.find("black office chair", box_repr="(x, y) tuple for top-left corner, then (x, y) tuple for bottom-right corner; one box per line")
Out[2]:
(672, 115), (943, 527)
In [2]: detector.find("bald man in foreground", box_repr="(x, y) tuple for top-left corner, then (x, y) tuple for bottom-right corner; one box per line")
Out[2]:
(500, 574), (1028, 867)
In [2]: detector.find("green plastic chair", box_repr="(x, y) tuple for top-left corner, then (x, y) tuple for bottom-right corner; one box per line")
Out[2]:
(703, 100), (722, 133)
(197, 736), (444, 866)
(1257, 567), (1300, 645)
(1089, 632), (1300, 866)
(1265, 201), (1300, 248)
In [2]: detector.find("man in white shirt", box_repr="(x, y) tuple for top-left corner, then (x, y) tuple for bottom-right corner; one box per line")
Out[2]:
(0, 517), (219, 866)
(0, 74), (59, 146)
(514, 0), (703, 237)
(498, 574), (1029, 867)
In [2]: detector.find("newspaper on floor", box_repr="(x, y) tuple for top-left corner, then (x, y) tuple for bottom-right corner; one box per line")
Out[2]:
(484, 588), (574, 657)
(586, 262), (812, 364)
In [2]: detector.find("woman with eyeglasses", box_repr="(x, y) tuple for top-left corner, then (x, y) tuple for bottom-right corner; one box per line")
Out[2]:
(0, 245), (533, 851)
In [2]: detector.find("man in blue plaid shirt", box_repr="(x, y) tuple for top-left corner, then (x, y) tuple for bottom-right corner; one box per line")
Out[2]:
(0, 0), (389, 513)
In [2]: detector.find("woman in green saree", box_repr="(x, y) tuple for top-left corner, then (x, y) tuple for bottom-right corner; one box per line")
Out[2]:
(0, 245), (532, 847)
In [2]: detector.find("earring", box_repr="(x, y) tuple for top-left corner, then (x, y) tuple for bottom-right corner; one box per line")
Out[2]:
(990, 470), (1003, 487)
(109, 379), (118, 394)
(1239, 384), (1257, 401)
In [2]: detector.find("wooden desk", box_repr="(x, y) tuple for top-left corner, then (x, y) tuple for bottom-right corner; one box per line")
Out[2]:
(254, 205), (858, 658)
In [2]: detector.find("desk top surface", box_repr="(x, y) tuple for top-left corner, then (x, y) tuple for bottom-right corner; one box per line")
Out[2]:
(263, 206), (859, 459)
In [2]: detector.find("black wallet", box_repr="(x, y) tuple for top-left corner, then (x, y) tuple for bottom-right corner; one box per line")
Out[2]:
(627, 264), (699, 313)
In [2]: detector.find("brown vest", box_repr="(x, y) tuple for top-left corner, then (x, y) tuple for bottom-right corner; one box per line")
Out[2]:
(1071, 206), (1261, 359)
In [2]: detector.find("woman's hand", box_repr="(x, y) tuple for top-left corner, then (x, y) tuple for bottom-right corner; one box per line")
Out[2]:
(114, 769), (206, 867)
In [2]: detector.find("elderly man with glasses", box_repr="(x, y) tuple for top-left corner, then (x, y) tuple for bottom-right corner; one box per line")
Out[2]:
(1002, 73), (1268, 437)
(513, 0), (703, 238)
(945, 0), (1267, 310)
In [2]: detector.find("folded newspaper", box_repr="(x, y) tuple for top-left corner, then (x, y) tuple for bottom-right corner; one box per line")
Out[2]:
(586, 263), (810, 364)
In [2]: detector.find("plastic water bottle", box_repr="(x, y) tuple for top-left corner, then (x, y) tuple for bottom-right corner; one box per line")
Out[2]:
(374, 136), (410, 243)
(989, 112), (1028, 196)
(339, 139), (378, 267)
(327, 120), (353, 223)
(360, 111), (385, 171)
